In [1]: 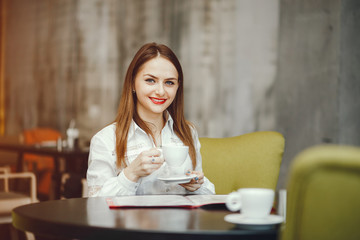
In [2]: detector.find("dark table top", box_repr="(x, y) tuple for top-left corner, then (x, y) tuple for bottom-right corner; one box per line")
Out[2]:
(12, 197), (279, 240)
(0, 142), (89, 158)
(0, 142), (89, 199)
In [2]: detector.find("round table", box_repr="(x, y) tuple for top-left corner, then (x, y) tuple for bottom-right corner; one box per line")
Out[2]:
(12, 197), (279, 240)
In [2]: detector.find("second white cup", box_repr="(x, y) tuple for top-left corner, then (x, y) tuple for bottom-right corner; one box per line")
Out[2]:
(226, 188), (275, 219)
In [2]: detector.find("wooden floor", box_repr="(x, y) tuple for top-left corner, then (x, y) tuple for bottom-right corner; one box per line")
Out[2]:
(0, 222), (75, 240)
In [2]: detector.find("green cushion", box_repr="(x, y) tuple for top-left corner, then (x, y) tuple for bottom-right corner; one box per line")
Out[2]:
(282, 145), (360, 240)
(200, 131), (285, 194)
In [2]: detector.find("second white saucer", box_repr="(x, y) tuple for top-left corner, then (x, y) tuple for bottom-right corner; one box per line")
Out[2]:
(224, 214), (284, 226)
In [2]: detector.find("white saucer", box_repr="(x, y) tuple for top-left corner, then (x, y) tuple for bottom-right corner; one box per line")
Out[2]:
(224, 214), (284, 226)
(157, 174), (197, 184)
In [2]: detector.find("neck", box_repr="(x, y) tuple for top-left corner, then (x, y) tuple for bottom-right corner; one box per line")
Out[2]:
(138, 111), (165, 134)
(149, 115), (164, 134)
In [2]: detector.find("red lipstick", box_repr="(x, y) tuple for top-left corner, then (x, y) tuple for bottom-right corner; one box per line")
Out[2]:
(150, 97), (167, 105)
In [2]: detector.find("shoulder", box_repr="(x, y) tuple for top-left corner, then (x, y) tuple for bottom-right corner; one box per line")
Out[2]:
(187, 121), (199, 139)
(91, 123), (116, 145)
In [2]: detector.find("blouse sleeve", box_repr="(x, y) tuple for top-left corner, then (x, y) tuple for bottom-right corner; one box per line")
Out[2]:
(86, 130), (140, 197)
(190, 127), (216, 195)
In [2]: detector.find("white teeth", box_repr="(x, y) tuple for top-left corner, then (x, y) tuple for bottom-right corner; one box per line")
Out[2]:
(151, 98), (165, 102)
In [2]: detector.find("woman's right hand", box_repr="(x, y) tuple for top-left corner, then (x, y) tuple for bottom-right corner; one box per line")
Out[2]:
(124, 148), (164, 182)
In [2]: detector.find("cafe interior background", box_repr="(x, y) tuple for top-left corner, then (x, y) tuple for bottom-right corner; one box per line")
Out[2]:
(0, 0), (359, 194)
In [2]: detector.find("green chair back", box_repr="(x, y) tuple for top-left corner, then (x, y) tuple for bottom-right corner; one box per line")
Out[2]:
(200, 131), (285, 194)
(282, 145), (360, 240)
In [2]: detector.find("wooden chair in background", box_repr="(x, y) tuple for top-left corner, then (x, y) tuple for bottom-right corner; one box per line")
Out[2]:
(0, 166), (36, 240)
(22, 128), (62, 200)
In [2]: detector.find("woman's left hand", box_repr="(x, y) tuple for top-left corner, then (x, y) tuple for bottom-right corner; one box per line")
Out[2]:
(179, 170), (204, 192)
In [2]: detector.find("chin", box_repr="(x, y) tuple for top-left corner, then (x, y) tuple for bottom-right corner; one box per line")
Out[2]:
(151, 108), (167, 114)
(151, 105), (170, 114)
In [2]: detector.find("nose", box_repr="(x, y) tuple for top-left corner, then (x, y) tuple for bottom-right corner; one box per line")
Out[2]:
(155, 82), (165, 96)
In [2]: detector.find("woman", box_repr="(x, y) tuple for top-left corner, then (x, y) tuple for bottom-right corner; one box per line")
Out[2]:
(87, 42), (215, 196)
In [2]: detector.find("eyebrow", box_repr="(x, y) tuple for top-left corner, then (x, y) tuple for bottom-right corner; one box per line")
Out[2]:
(144, 74), (178, 81)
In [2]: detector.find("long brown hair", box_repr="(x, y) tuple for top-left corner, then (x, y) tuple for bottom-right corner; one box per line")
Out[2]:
(114, 42), (196, 169)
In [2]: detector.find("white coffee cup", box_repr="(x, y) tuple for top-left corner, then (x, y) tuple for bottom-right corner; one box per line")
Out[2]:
(226, 188), (275, 218)
(162, 145), (188, 177)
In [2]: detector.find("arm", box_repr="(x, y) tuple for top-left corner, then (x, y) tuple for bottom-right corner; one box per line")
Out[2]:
(87, 133), (139, 197)
(87, 127), (164, 197)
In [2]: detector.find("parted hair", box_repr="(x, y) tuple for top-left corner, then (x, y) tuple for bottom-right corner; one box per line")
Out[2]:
(114, 42), (196, 169)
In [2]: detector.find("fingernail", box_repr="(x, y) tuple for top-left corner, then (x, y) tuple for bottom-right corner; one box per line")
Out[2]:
(195, 177), (199, 181)
(187, 170), (191, 174)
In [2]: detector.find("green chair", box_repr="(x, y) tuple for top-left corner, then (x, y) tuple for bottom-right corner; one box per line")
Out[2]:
(200, 131), (285, 194)
(282, 145), (360, 240)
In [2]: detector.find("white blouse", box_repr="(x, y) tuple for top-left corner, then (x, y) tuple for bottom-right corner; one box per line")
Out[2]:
(87, 116), (215, 197)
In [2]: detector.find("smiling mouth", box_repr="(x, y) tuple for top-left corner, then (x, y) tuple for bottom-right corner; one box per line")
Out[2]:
(150, 97), (167, 105)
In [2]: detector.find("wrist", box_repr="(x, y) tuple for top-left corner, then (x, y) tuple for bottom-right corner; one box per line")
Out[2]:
(124, 167), (140, 182)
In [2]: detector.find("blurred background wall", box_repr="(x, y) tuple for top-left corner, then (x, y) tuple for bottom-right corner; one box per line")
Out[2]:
(1, 0), (359, 189)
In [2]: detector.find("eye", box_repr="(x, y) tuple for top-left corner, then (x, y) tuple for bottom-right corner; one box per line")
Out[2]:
(165, 80), (176, 86)
(145, 78), (155, 84)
